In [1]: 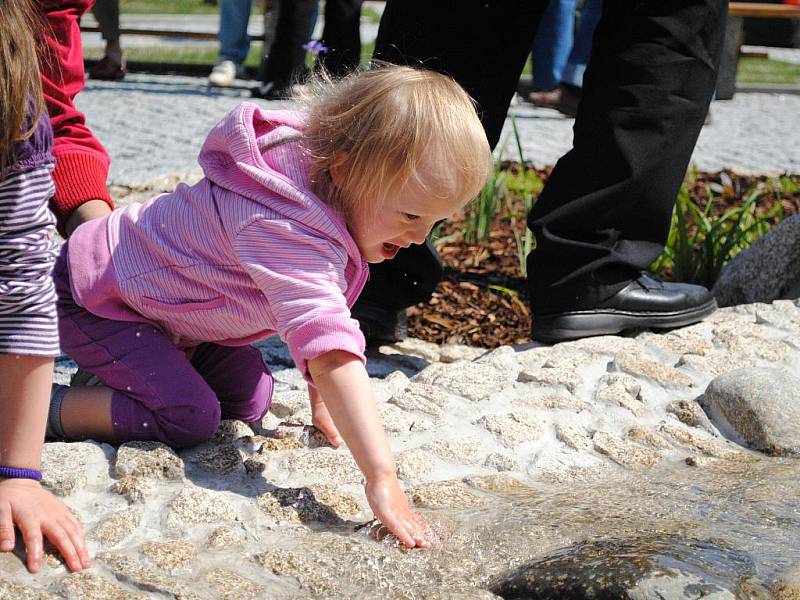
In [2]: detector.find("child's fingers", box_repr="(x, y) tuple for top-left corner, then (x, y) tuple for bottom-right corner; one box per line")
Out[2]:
(42, 521), (84, 572)
(0, 502), (15, 552)
(380, 511), (415, 547)
(17, 517), (43, 573)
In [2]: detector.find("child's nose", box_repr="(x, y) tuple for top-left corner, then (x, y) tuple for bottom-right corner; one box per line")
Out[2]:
(408, 226), (428, 245)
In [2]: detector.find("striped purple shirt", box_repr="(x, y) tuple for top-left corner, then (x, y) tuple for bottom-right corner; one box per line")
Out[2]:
(0, 114), (59, 357)
(66, 104), (368, 380)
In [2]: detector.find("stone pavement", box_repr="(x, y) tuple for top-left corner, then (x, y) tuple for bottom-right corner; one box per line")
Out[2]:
(76, 72), (800, 188)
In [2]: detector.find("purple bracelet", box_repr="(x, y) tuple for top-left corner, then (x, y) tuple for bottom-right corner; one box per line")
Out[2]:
(0, 465), (43, 481)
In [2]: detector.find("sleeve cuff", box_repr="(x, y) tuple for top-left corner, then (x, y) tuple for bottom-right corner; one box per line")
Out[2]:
(51, 152), (113, 235)
(286, 314), (367, 383)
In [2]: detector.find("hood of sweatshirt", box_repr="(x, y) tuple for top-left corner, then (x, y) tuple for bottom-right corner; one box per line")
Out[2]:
(197, 102), (362, 265)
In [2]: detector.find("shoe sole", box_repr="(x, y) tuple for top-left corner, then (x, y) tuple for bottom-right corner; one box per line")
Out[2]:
(532, 298), (718, 343)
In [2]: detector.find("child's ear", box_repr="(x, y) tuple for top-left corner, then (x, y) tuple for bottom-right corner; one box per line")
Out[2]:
(329, 152), (349, 187)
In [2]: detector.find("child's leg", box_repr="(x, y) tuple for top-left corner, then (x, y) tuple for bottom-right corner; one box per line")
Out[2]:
(189, 343), (273, 423)
(56, 271), (222, 448)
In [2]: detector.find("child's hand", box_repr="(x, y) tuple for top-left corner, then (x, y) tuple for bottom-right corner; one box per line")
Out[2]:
(0, 479), (90, 573)
(308, 384), (343, 448)
(365, 475), (432, 548)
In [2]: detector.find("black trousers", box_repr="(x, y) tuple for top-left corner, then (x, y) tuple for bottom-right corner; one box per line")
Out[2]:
(262, 0), (363, 86)
(360, 0), (727, 313)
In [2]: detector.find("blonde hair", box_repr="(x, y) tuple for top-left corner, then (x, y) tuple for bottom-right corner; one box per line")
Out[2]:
(301, 64), (492, 219)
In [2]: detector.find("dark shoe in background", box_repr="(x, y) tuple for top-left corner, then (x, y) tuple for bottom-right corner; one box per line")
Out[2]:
(251, 81), (293, 100)
(531, 274), (717, 343)
(352, 301), (408, 346)
(90, 55), (127, 81)
(526, 84), (581, 118)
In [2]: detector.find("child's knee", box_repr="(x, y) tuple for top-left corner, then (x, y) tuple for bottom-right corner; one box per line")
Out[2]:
(155, 399), (222, 448)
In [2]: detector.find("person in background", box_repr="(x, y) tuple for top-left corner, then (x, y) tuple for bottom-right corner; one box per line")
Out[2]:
(0, 0), (92, 576)
(527, 0), (602, 117)
(89, 0), (127, 80)
(356, 0), (724, 345)
(208, 0), (254, 87)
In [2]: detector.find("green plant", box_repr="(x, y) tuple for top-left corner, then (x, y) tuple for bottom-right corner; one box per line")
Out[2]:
(463, 166), (506, 244)
(504, 118), (539, 276)
(651, 173), (782, 288)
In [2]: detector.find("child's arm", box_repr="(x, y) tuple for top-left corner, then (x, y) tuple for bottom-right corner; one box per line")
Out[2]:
(307, 351), (431, 548)
(0, 356), (90, 573)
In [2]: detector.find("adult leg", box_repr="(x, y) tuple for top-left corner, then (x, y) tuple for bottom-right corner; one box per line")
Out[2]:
(560, 0), (603, 88)
(89, 0), (125, 80)
(318, 0), (363, 77)
(355, 0), (546, 340)
(259, 0), (316, 89)
(530, 0), (577, 91)
(527, 0), (726, 338)
(218, 0), (254, 65)
(190, 344), (273, 424)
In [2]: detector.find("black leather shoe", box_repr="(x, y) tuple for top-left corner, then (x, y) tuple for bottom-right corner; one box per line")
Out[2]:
(351, 301), (408, 346)
(532, 274), (717, 343)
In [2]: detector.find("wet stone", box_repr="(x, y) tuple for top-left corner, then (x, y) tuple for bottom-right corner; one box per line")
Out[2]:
(396, 447), (435, 481)
(165, 484), (237, 530)
(288, 449), (362, 484)
(489, 536), (753, 600)
(115, 441), (184, 480)
(484, 452), (520, 472)
(208, 419), (253, 444)
(659, 422), (746, 460)
(610, 350), (693, 388)
(58, 571), (147, 600)
(593, 431), (662, 469)
(110, 476), (155, 503)
(704, 367), (800, 456)
(378, 402), (434, 433)
(206, 525), (246, 550)
(428, 438), (484, 464)
(257, 484), (361, 524)
(594, 373), (645, 417)
(425, 360), (515, 402)
(479, 412), (542, 448)
(410, 480), (486, 509)
(667, 399), (713, 430)
(96, 552), (200, 599)
(41, 441), (114, 497)
(555, 423), (593, 452)
(88, 507), (143, 547)
(530, 452), (611, 483)
(771, 563), (800, 600)
(627, 426), (671, 449)
(463, 474), (529, 493)
(268, 390), (308, 418)
(205, 568), (267, 600)
(190, 443), (243, 474)
(139, 540), (197, 571)
(257, 435), (305, 452)
(0, 576), (58, 599)
(515, 392), (591, 413)
(517, 366), (582, 394)
(678, 351), (753, 378)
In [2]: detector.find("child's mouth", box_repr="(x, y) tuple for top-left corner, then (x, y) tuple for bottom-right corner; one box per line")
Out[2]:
(381, 242), (400, 259)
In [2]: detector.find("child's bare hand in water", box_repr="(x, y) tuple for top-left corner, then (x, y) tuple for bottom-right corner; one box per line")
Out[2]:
(0, 479), (90, 573)
(365, 475), (433, 548)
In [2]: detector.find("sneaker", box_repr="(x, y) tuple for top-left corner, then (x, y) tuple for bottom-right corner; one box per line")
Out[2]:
(208, 60), (239, 87)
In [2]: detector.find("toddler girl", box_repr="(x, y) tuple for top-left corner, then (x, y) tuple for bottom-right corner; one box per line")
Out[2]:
(53, 65), (491, 546)
(0, 0), (90, 573)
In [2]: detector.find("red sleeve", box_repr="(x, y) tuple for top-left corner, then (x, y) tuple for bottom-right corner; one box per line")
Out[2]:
(40, 0), (114, 233)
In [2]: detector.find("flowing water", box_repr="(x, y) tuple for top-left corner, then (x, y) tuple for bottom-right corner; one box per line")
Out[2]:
(314, 457), (800, 598)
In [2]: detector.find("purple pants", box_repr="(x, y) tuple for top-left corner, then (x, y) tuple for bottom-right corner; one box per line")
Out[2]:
(54, 254), (273, 448)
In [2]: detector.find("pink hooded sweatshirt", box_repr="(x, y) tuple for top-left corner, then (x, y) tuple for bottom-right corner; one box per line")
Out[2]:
(65, 103), (369, 379)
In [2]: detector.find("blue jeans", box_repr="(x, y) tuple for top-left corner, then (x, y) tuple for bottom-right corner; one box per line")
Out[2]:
(219, 0), (254, 65)
(531, 0), (577, 91)
(562, 0), (603, 88)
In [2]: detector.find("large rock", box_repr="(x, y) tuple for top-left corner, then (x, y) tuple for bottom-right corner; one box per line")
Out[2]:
(703, 368), (800, 456)
(713, 214), (800, 307)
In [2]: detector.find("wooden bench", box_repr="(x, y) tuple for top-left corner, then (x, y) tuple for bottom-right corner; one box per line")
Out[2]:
(718, 2), (800, 100)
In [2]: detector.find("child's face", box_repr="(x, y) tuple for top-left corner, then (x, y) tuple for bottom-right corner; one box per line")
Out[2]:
(348, 163), (471, 264)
